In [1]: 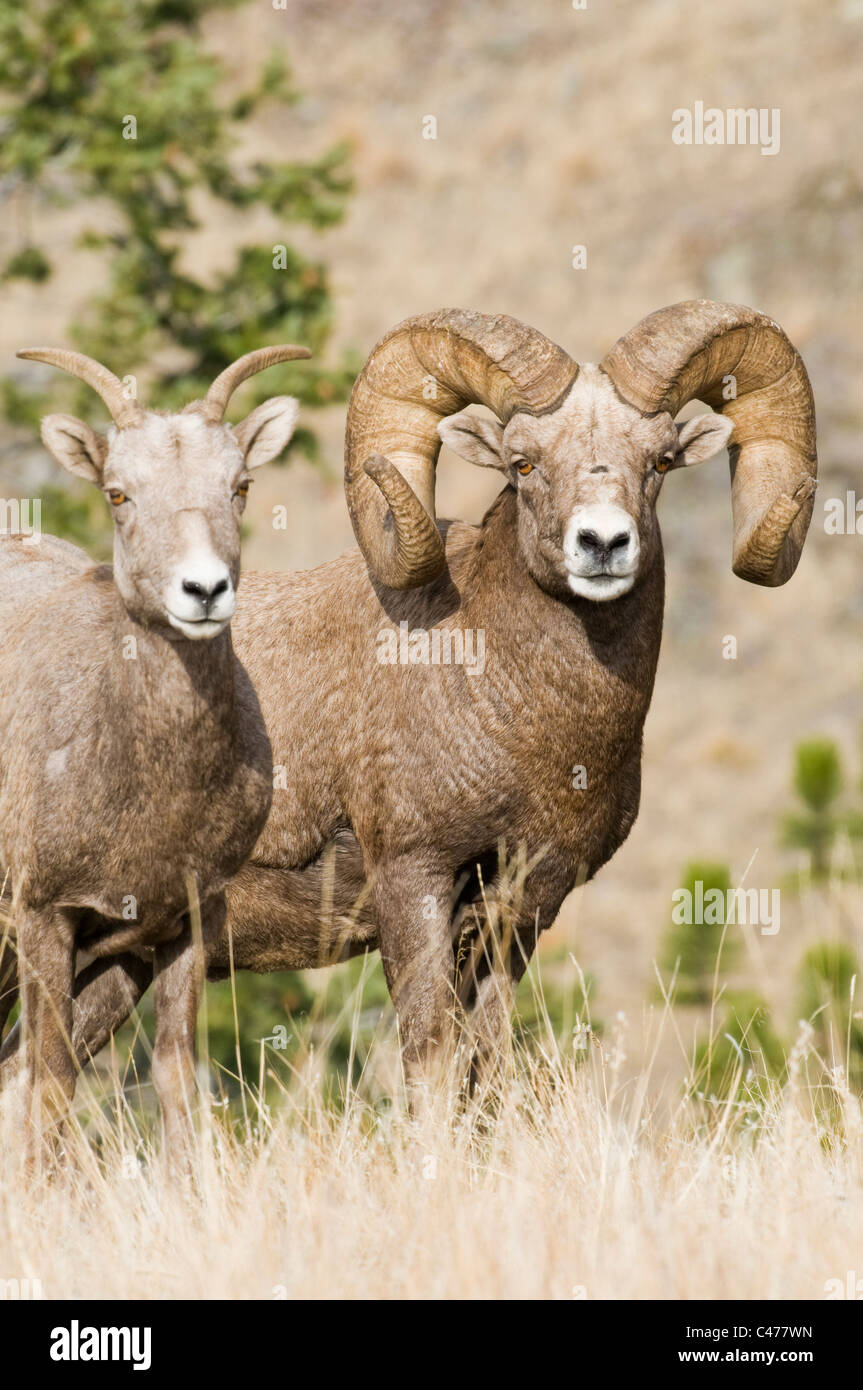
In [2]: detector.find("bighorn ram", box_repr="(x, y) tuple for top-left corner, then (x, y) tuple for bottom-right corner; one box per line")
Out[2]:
(2, 301), (817, 1097)
(0, 344), (306, 1149)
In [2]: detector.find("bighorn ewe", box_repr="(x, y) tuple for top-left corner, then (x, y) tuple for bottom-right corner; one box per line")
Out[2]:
(0, 344), (306, 1149)
(5, 301), (817, 1096)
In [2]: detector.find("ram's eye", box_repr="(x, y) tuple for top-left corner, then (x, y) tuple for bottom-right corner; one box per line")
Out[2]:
(234, 480), (251, 499)
(655, 453), (675, 474)
(515, 460), (534, 477)
(107, 489), (127, 506)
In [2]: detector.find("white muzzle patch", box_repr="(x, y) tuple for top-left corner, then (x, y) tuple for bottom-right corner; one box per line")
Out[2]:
(563, 504), (640, 601)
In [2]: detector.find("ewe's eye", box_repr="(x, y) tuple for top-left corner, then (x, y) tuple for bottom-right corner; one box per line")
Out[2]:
(655, 453), (675, 474)
(107, 489), (127, 506)
(514, 459), (534, 477)
(234, 479), (251, 499)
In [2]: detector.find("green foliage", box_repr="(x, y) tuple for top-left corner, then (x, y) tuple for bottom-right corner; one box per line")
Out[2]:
(797, 940), (863, 1087)
(0, 0), (355, 446)
(781, 739), (843, 877)
(37, 483), (113, 559)
(793, 739), (843, 812)
(693, 990), (785, 1102)
(2, 246), (51, 283)
(661, 861), (738, 1004)
(513, 950), (600, 1057)
(111, 956), (393, 1109)
(207, 957), (392, 1100)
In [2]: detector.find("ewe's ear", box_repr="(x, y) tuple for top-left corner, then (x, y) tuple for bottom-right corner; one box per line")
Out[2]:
(675, 412), (735, 467)
(437, 410), (505, 470)
(41, 414), (108, 483)
(233, 396), (299, 470)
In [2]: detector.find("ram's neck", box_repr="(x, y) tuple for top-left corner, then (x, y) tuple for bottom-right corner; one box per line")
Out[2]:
(461, 487), (665, 762)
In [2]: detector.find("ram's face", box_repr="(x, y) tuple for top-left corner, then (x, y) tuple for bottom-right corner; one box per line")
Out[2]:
(438, 366), (734, 603)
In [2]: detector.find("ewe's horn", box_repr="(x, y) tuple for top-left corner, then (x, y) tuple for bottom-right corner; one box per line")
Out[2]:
(202, 345), (312, 423)
(344, 309), (578, 589)
(600, 300), (817, 586)
(16, 348), (143, 429)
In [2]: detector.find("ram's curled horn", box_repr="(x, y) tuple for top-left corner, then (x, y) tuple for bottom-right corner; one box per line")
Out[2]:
(344, 309), (578, 589)
(201, 345), (312, 423)
(16, 348), (143, 429)
(600, 300), (817, 587)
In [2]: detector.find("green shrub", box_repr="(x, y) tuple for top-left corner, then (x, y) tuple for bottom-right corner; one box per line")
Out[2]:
(661, 861), (738, 1004)
(0, 0), (355, 458)
(781, 739), (843, 877)
(796, 940), (863, 1087)
(692, 990), (785, 1103)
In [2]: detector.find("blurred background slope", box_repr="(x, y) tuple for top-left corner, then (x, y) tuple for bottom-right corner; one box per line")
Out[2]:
(1, 0), (862, 1090)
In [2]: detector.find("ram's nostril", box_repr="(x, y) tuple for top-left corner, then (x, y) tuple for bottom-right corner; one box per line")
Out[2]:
(608, 532), (631, 553)
(182, 576), (230, 602)
(578, 529), (603, 552)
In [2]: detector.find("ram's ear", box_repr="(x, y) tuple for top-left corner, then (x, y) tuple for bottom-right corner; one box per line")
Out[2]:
(437, 409), (505, 470)
(233, 396), (299, 469)
(40, 414), (108, 483)
(674, 412), (735, 467)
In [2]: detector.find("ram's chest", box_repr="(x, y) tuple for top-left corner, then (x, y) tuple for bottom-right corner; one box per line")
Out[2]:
(485, 676), (648, 864)
(348, 638), (652, 874)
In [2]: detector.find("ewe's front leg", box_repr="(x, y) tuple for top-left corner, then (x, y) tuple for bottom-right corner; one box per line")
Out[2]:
(17, 905), (77, 1148)
(373, 855), (456, 1104)
(1, 952), (154, 1070)
(0, 935), (18, 1040)
(73, 954), (154, 1063)
(152, 895), (224, 1161)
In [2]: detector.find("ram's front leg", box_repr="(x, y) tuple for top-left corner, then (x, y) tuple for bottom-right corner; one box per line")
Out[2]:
(17, 905), (77, 1157)
(151, 895), (225, 1164)
(456, 851), (575, 1097)
(373, 854), (457, 1108)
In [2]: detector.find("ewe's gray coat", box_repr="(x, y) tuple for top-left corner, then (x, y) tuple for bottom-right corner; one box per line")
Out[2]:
(0, 345), (305, 1151)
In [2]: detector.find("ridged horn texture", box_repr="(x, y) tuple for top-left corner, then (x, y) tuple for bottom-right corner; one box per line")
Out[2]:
(344, 309), (578, 589)
(16, 348), (143, 429)
(600, 300), (817, 586)
(202, 345), (312, 423)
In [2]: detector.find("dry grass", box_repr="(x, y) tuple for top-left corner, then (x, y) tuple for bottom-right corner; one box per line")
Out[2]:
(1, 975), (861, 1301)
